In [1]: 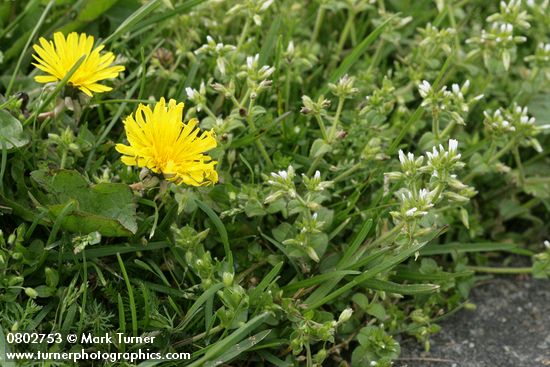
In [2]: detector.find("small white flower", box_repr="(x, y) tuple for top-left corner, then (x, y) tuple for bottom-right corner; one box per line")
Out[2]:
(259, 0), (274, 12)
(287, 41), (295, 54)
(418, 80), (432, 98)
(185, 87), (196, 99)
(452, 83), (460, 94)
(448, 139), (458, 153)
(338, 308), (353, 323)
(405, 207), (418, 216)
(419, 188), (430, 200)
(398, 150), (406, 164)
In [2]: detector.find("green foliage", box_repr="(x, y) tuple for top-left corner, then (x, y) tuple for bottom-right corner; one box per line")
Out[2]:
(0, 110), (28, 150)
(351, 325), (400, 367)
(31, 169), (137, 236)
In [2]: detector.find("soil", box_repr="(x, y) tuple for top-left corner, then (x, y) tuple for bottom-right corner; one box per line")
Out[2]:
(396, 278), (550, 367)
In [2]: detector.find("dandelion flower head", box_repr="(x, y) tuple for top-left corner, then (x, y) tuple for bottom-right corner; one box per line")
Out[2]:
(116, 98), (218, 186)
(32, 32), (124, 96)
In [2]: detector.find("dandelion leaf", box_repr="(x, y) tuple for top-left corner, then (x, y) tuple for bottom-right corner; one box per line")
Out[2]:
(31, 169), (137, 237)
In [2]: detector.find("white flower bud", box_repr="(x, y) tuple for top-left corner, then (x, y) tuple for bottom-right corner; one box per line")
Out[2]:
(338, 308), (353, 323)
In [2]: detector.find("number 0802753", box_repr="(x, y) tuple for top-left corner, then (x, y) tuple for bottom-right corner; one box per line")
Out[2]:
(6, 332), (63, 344)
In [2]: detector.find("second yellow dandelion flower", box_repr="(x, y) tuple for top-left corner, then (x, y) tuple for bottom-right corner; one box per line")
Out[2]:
(32, 32), (124, 97)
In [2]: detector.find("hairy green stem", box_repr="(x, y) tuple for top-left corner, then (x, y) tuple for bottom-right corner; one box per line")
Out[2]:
(512, 146), (525, 186)
(440, 120), (456, 138)
(369, 222), (405, 249)
(235, 17), (251, 57)
(306, 154), (324, 176)
(315, 114), (329, 141)
(202, 105), (218, 121)
(432, 108), (440, 140)
(430, 182), (446, 204)
(307, 98), (345, 174)
(333, 162), (362, 183)
(60, 149), (68, 170)
(328, 97), (345, 142)
(490, 138), (517, 164)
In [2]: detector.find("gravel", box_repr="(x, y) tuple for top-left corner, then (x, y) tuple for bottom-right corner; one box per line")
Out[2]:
(396, 278), (550, 367)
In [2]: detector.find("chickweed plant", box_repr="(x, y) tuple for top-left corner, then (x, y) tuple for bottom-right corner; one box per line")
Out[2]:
(0, 0), (549, 366)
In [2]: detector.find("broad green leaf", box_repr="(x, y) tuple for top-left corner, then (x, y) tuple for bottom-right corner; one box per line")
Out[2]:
(0, 110), (28, 150)
(310, 138), (332, 157)
(32, 170), (137, 237)
(365, 302), (386, 320)
(523, 177), (550, 199)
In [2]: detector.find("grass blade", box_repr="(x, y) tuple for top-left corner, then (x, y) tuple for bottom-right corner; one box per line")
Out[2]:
(24, 55), (87, 126)
(392, 267), (474, 281)
(338, 219), (373, 268)
(117, 253), (138, 337)
(419, 241), (523, 255)
(203, 330), (271, 367)
(176, 282), (224, 331)
(282, 270), (360, 293)
(135, 0), (206, 30)
(308, 240), (430, 309)
(60, 241), (169, 261)
(5, 0), (54, 97)
(104, 0), (163, 44)
(187, 312), (270, 367)
(259, 17), (282, 66)
(195, 199), (233, 269)
(362, 279), (440, 295)
(249, 262), (283, 300)
(317, 14), (396, 97)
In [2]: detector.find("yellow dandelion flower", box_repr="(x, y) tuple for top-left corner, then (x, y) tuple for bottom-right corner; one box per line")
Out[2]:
(32, 32), (125, 97)
(116, 98), (218, 186)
